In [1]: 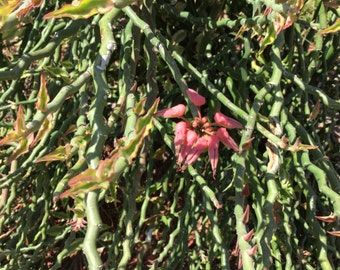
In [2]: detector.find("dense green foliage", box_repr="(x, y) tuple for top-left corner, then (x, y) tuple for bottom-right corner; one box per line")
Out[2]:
(0, 0), (339, 269)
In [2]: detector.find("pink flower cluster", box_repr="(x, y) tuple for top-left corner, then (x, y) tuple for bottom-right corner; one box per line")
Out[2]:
(155, 88), (242, 178)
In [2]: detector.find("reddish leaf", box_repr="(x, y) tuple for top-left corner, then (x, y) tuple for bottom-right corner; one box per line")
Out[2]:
(308, 99), (321, 121)
(319, 18), (340, 34)
(35, 144), (72, 164)
(14, 105), (27, 136)
(7, 132), (34, 164)
(315, 213), (337, 223)
(31, 114), (53, 147)
(96, 157), (116, 180)
(0, 128), (20, 146)
(68, 168), (98, 187)
(60, 168), (102, 198)
(246, 245), (258, 256)
(242, 137), (255, 151)
(16, 0), (43, 18)
(62, 155), (127, 198)
(241, 204), (250, 223)
(61, 180), (109, 198)
(287, 138), (318, 152)
(241, 183), (250, 197)
(43, 0), (115, 19)
(243, 228), (254, 241)
(0, 105), (28, 146)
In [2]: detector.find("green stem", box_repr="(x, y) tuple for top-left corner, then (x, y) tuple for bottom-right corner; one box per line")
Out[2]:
(83, 190), (103, 269)
(295, 152), (335, 269)
(123, 6), (199, 117)
(0, 20), (85, 81)
(83, 8), (122, 270)
(301, 152), (340, 218)
(283, 70), (340, 110)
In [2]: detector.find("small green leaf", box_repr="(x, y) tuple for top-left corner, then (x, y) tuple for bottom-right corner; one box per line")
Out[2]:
(7, 132), (34, 164)
(15, 105), (27, 135)
(257, 23), (276, 58)
(65, 238), (84, 252)
(71, 133), (91, 154)
(120, 127), (147, 163)
(61, 60), (75, 70)
(171, 29), (187, 45)
(50, 211), (70, 219)
(46, 225), (68, 236)
(135, 97), (159, 134)
(44, 66), (72, 83)
(35, 144), (72, 164)
(121, 98), (159, 162)
(133, 97), (146, 116)
(36, 71), (50, 112)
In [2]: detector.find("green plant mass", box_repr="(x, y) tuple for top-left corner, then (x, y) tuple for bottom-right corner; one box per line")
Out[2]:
(0, 0), (339, 269)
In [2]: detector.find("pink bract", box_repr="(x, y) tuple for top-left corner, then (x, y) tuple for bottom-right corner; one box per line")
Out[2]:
(174, 121), (188, 156)
(177, 129), (198, 165)
(214, 112), (243, 129)
(216, 127), (239, 152)
(154, 88), (242, 178)
(207, 135), (220, 179)
(184, 136), (209, 166)
(155, 104), (186, 118)
(186, 88), (206, 106)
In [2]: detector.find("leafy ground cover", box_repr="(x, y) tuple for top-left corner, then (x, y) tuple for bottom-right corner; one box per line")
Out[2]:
(0, 0), (339, 269)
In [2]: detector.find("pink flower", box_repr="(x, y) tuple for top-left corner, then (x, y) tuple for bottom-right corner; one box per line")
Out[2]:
(155, 104), (186, 118)
(207, 135), (220, 179)
(216, 127), (239, 152)
(186, 88), (206, 106)
(68, 217), (87, 232)
(214, 112), (243, 129)
(155, 87), (242, 178)
(183, 136), (209, 168)
(174, 121), (188, 156)
(177, 129), (198, 165)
